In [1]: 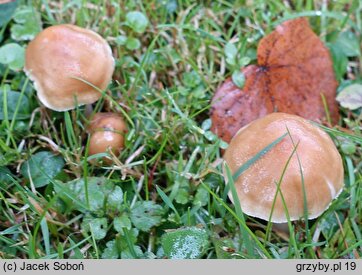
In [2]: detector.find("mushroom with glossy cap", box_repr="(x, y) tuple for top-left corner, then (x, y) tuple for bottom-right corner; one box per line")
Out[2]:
(24, 24), (115, 111)
(87, 112), (127, 159)
(223, 112), (344, 223)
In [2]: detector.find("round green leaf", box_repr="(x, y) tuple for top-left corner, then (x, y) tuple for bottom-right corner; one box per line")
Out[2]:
(54, 177), (115, 213)
(175, 188), (189, 205)
(224, 42), (237, 66)
(130, 201), (164, 232)
(335, 31), (360, 57)
(81, 217), (107, 240)
(0, 0), (18, 27)
(193, 186), (209, 207)
(0, 43), (25, 70)
(239, 56), (251, 67)
(182, 71), (201, 88)
(161, 227), (209, 259)
(101, 240), (119, 259)
(107, 186), (124, 211)
(327, 43), (348, 81)
(10, 6), (42, 41)
(115, 35), (127, 46)
(341, 142), (356, 155)
(114, 214), (132, 232)
(20, 151), (65, 188)
(0, 166), (13, 185)
(0, 85), (31, 120)
(201, 118), (212, 131)
(232, 70), (245, 88)
(126, 37), (141, 50)
(125, 11), (149, 33)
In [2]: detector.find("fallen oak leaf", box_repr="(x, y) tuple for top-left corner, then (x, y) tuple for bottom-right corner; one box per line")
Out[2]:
(211, 18), (339, 143)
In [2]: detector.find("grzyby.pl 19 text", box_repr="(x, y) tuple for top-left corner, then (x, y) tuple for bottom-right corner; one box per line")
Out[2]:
(296, 261), (357, 273)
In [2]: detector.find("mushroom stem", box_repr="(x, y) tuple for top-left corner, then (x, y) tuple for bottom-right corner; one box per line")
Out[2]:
(84, 104), (94, 119)
(272, 222), (291, 235)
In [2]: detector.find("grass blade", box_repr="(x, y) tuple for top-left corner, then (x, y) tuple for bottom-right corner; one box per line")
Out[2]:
(232, 133), (287, 181)
(40, 218), (50, 256)
(201, 182), (272, 259)
(225, 163), (254, 256)
(156, 185), (181, 220)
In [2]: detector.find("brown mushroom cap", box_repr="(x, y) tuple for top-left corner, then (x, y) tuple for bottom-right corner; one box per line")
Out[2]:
(87, 112), (127, 157)
(223, 113), (344, 223)
(88, 112), (127, 133)
(24, 24), (114, 111)
(88, 131), (125, 157)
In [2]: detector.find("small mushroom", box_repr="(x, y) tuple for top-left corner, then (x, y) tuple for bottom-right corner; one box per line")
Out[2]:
(24, 24), (115, 111)
(87, 113), (127, 158)
(223, 112), (344, 223)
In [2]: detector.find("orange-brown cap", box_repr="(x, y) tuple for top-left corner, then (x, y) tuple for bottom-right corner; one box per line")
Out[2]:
(223, 113), (344, 223)
(87, 112), (127, 157)
(24, 24), (114, 111)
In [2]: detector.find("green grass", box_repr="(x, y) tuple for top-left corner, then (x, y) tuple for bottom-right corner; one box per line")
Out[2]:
(0, 0), (361, 259)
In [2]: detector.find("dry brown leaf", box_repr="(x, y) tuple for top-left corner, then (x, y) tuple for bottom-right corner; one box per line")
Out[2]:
(211, 18), (339, 143)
